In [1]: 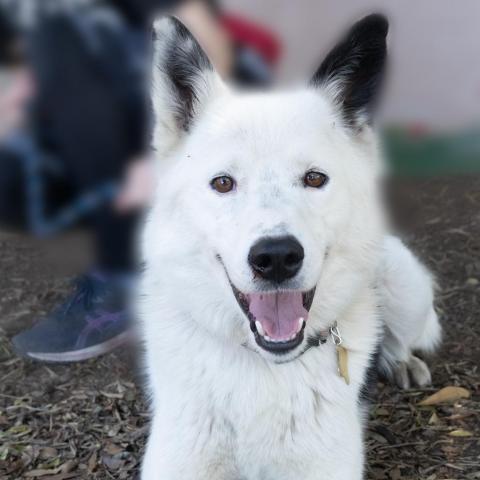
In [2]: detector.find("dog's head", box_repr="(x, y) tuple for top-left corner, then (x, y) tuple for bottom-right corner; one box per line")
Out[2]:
(146, 15), (388, 362)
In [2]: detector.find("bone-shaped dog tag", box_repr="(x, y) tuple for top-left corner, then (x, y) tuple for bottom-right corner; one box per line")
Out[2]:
(336, 345), (350, 385)
(330, 323), (350, 385)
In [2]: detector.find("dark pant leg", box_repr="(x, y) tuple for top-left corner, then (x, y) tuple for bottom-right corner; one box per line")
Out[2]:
(0, 149), (27, 229)
(32, 12), (147, 273)
(92, 208), (139, 273)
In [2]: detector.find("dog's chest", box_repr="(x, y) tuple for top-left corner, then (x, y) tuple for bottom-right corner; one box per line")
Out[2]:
(160, 345), (362, 479)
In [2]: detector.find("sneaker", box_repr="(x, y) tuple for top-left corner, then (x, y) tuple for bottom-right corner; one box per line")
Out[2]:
(12, 272), (134, 362)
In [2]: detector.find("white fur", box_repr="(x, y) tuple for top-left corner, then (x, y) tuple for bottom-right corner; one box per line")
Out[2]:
(138, 18), (441, 480)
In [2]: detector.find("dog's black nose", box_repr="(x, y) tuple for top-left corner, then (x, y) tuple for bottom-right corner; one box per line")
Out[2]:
(248, 236), (304, 283)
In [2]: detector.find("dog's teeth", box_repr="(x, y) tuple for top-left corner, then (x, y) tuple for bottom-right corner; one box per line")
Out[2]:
(264, 335), (272, 342)
(297, 317), (305, 332)
(255, 321), (265, 337)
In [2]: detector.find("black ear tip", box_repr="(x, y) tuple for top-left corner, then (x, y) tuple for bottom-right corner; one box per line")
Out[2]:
(167, 15), (186, 32)
(357, 13), (389, 37)
(152, 15), (191, 42)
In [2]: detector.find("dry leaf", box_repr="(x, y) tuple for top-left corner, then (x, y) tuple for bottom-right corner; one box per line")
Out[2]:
(39, 447), (58, 459)
(104, 443), (123, 455)
(100, 391), (124, 399)
(88, 451), (98, 473)
(24, 461), (76, 478)
(449, 429), (473, 437)
(40, 473), (79, 480)
(390, 467), (402, 480)
(428, 412), (440, 425)
(418, 386), (470, 406)
(24, 467), (62, 477)
(102, 454), (124, 471)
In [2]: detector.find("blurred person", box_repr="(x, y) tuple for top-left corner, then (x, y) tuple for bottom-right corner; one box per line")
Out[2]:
(1, 2), (148, 362)
(0, 0), (279, 362)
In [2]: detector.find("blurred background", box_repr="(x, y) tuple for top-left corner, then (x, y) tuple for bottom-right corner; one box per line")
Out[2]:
(0, 1), (478, 479)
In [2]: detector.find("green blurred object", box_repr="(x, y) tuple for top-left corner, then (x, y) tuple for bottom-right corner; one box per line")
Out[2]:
(382, 128), (480, 176)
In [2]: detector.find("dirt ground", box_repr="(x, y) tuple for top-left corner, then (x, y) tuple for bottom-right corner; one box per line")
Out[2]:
(0, 176), (479, 480)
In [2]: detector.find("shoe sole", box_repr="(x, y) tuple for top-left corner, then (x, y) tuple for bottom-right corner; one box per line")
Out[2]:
(18, 330), (133, 363)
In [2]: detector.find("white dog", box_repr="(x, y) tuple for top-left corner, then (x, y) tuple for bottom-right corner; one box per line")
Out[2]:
(139, 14), (441, 480)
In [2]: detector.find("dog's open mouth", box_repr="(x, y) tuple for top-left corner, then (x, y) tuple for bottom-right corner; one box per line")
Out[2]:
(232, 286), (316, 354)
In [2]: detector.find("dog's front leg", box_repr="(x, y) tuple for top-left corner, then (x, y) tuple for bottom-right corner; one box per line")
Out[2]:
(142, 451), (237, 480)
(141, 417), (167, 480)
(302, 434), (364, 480)
(142, 416), (238, 480)
(304, 460), (364, 480)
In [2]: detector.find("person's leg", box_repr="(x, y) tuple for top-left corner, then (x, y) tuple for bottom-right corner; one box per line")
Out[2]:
(12, 9), (145, 361)
(33, 9), (145, 275)
(93, 208), (140, 274)
(0, 149), (27, 229)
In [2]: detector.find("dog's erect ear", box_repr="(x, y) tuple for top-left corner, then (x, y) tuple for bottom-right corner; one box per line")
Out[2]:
(151, 16), (224, 151)
(311, 14), (388, 131)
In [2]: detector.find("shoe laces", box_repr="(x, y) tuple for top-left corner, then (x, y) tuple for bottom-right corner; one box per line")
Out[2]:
(63, 275), (101, 315)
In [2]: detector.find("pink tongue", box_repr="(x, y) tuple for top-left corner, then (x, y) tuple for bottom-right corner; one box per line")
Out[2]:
(248, 292), (308, 340)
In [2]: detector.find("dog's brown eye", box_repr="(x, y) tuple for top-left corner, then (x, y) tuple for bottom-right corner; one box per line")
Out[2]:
(304, 171), (329, 189)
(211, 175), (235, 193)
